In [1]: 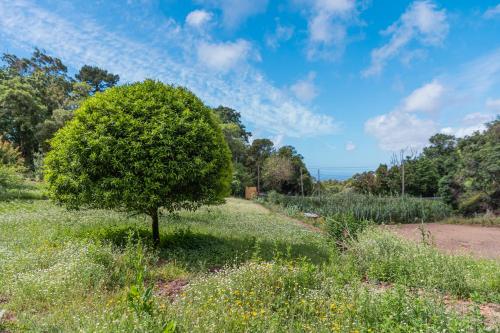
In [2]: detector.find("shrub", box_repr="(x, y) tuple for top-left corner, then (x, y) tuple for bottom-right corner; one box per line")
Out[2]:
(0, 136), (24, 166)
(458, 192), (491, 216)
(44, 80), (232, 244)
(0, 165), (23, 193)
(0, 136), (25, 197)
(326, 213), (371, 249)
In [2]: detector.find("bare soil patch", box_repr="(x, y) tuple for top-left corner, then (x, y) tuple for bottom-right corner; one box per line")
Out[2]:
(256, 202), (325, 234)
(386, 223), (500, 260)
(444, 297), (500, 330)
(155, 278), (188, 301)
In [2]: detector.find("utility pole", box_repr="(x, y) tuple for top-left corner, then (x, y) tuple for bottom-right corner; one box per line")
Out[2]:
(317, 169), (321, 200)
(400, 150), (405, 196)
(300, 167), (304, 197)
(257, 164), (260, 194)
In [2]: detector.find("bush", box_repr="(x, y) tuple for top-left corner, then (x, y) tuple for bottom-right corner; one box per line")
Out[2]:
(458, 192), (492, 216)
(326, 213), (371, 249)
(44, 80), (232, 244)
(0, 165), (22, 189)
(0, 136), (24, 166)
(0, 136), (25, 197)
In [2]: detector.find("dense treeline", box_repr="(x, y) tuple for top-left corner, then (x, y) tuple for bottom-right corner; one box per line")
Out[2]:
(0, 48), (120, 170)
(349, 122), (500, 215)
(213, 106), (314, 196)
(0, 48), (311, 196)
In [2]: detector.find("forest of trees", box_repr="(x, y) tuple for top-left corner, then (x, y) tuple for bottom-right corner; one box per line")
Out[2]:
(213, 106), (313, 196)
(349, 123), (500, 215)
(0, 48), (120, 169)
(0, 48), (312, 197)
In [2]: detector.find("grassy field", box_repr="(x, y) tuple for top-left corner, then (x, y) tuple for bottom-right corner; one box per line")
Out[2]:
(0, 195), (499, 332)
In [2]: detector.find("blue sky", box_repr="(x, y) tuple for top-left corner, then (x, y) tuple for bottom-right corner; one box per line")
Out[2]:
(1, 0), (500, 178)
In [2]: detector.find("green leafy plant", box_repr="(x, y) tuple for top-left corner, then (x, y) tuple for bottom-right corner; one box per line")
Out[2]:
(44, 80), (232, 245)
(326, 213), (371, 249)
(265, 192), (451, 224)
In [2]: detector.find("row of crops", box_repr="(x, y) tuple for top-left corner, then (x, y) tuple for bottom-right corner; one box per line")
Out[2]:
(264, 191), (452, 224)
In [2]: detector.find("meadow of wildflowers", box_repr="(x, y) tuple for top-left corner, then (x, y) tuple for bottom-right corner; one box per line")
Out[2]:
(0, 196), (498, 332)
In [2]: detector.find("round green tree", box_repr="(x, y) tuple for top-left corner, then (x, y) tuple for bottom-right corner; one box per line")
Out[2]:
(45, 80), (232, 244)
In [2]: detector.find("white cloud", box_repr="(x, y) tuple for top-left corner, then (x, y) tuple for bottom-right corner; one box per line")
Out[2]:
(365, 47), (500, 151)
(440, 112), (495, 137)
(484, 4), (500, 19)
(315, 0), (355, 13)
(196, 0), (268, 29)
(402, 80), (444, 113)
(185, 10), (213, 29)
(290, 72), (318, 102)
(345, 141), (356, 151)
(463, 111), (496, 125)
(266, 20), (294, 49)
(486, 98), (500, 112)
(365, 80), (444, 151)
(0, 0), (337, 139)
(453, 48), (500, 94)
(363, 0), (448, 77)
(272, 134), (285, 148)
(365, 111), (437, 151)
(197, 39), (253, 71)
(298, 0), (361, 60)
(440, 126), (479, 137)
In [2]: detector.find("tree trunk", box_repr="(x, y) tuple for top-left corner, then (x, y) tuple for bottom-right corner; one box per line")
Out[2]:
(150, 208), (160, 246)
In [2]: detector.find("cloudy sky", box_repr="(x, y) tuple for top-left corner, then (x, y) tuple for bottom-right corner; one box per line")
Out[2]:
(1, 0), (499, 178)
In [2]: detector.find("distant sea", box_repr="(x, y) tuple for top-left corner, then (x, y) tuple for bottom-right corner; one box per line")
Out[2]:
(321, 174), (352, 181)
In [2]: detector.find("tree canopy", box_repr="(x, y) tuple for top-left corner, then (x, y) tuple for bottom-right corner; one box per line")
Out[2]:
(349, 118), (500, 214)
(0, 49), (114, 169)
(45, 80), (232, 244)
(75, 65), (120, 94)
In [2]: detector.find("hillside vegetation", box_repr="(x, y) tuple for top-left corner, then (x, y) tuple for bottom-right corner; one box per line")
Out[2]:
(264, 191), (451, 224)
(1, 195), (498, 332)
(348, 122), (499, 215)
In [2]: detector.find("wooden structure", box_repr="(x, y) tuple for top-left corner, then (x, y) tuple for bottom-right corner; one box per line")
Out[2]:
(245, 186), (258, 200)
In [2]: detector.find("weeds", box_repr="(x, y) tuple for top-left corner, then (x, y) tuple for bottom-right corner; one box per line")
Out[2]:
(442, 212), (500, 226)
(265, 191), (452, 223)
(347, 228), (500, 302)
(0, 197), (498, 331)
(171, 258), (491, 332)
(325, 213), (371, 249)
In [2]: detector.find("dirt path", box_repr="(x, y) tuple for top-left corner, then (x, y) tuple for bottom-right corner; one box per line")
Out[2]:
(256, 202), (325, 234)
(387, 223), (500, 260)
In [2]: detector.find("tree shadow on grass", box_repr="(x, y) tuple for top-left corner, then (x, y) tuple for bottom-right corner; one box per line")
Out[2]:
(82, 226), (331, 272)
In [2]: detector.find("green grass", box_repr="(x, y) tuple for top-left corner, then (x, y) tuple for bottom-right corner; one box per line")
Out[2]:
(263, 191), (452, 224)
(0, 196), (498, 332)
(345, 229), (500, 302)
(441, 213), (500, 227)
(0, 179), (46, 201)
(171, 260), (487, 332)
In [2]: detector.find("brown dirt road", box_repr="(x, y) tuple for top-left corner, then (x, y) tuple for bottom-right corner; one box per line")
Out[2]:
(387, 223), (500, 260)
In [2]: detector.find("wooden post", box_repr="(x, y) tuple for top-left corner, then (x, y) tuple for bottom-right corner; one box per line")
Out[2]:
(257, 164), (260, 194)
(150, 207), (160, 246)
(300, 167), (304, 197)
(317, 169), (321, 200)
(400, 150), (405, 196)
